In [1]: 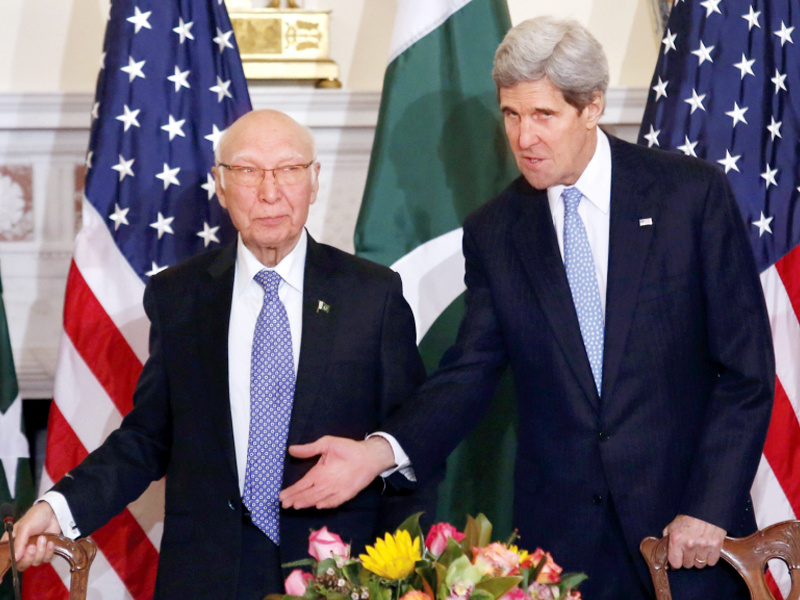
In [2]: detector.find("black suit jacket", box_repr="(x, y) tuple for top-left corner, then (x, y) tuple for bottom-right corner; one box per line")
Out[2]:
(54, 236), (438, 599)
(387, 136), (774, 597)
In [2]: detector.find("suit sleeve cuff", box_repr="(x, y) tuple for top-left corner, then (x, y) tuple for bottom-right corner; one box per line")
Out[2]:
(367, 432), (417, 482)
(40, 491), (81, 540)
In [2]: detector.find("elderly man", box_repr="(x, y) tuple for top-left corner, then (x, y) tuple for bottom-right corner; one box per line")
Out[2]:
(6, 110), (438, 599)
(279, 17), (774, 599)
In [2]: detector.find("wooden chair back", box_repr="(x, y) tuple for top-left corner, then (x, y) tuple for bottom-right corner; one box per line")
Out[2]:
(1, 534), (97, 600)
(640, 520), (800, 600)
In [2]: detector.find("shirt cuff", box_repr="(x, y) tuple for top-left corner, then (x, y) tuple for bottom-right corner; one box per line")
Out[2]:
(39, 491), (81, 540)
(367, 432), (416, 482)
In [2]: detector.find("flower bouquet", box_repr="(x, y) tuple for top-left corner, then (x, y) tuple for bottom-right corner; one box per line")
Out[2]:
(274, 514), (586, 600)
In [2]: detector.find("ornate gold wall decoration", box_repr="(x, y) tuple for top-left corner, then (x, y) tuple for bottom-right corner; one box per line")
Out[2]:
(229, 5), (341, 88)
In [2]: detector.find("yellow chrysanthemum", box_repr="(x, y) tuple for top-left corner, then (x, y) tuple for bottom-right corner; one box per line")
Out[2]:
(359, 530), (422, 580)
(508, 544), (531, 567)
(507, 544), (529, 562)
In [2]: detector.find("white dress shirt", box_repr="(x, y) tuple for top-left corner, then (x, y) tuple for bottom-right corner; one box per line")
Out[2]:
(547, 129), (612, 312)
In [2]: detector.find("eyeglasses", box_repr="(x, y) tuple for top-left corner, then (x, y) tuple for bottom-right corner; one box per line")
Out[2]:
(218, 160), (315, 187)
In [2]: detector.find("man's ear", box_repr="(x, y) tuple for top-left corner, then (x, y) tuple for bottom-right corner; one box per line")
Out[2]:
(584, 92), (605, 129)
(212, 166), (227, 209)
(309, 162), (321, 205)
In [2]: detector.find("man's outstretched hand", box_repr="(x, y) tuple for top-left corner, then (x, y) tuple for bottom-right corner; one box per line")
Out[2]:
(663, 514), (726, 569)
(280, 436), (396, 510)
(0, 502), (62, 570)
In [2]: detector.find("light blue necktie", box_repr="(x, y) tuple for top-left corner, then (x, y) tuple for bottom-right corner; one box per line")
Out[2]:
(562, 187), (605, 395)
(242, 269), (295, 545)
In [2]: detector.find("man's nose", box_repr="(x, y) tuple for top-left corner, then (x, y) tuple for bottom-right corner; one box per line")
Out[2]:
(257, 171), (280, 202)
(518, 119), (540, 149)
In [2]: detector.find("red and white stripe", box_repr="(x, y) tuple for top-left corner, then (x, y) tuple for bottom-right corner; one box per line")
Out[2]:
(23, 199), (162, 600)
(753, 244), (800, 598)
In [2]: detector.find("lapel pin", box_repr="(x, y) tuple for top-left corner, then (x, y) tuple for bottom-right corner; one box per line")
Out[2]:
(639, 218), (653, 227)
(317, 300), (330, 313)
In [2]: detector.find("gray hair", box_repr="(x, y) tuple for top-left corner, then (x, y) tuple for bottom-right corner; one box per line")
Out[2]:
(492, 16), (609, 112)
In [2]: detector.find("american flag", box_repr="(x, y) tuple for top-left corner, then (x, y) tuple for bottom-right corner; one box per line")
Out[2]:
(23, 1), (251, 597)
(638, 0), (800, 595)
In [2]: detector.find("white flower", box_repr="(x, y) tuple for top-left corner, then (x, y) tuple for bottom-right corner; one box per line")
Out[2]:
(326, 568), (335, 576)
(0, 174), (25, 232)
(337, 578), (346, 588)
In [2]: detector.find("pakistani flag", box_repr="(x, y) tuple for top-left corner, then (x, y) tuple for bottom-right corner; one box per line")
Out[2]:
(0, 271), (33, 599)
(355, 0), (519, 536)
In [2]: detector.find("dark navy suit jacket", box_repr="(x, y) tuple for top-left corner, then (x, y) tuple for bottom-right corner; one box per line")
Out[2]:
(387, 136), (774, 598)
(54, 236), (439, 599)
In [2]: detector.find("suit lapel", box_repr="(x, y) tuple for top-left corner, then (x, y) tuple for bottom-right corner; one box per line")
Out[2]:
(287, 236), (338, 446)
(198, 244), (238, 479)
(601, 137), (659, 402)
(511, 182), (601, 411)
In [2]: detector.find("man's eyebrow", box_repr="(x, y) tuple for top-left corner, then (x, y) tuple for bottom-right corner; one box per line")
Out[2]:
(500, 106), (557, 115)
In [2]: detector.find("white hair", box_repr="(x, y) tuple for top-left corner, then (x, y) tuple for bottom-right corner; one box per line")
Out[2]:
(493, 16), (609, 111)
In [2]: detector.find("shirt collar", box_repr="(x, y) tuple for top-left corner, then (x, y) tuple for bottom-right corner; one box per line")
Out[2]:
(547, 128), (611, 215)
(234, 229), (307, 298)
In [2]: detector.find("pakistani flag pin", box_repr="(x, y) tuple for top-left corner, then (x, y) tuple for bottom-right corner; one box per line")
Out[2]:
(317, 300), (330, 313)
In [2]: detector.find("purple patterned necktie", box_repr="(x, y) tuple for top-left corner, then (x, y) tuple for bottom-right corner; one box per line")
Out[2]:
(242, 269), (295, 544)
(562, 187), (605, 396)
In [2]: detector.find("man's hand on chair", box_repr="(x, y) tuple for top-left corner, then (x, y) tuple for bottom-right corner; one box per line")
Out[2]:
(663, 514), (726, 569)
(0, 502), (62, 570)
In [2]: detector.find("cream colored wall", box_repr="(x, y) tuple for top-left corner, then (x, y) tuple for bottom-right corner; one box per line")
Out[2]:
(0, 0), (659, 93)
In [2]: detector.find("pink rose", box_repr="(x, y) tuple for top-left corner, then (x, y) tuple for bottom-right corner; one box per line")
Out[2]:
(308, 526), (350, 562)
(529, 549), (562, 584)
(527, 583), (553, 600)
(285, 569), (314, 595)
(472, 543), (521, 577)
(499, 586), (530, 600)
(425, 523), (466, 556)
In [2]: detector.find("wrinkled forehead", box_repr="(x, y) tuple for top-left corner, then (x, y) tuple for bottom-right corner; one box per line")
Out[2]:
(221, 119), (314, 165)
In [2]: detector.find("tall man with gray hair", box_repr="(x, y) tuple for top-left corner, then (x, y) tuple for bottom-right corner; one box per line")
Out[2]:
(280, 16), (775, 599)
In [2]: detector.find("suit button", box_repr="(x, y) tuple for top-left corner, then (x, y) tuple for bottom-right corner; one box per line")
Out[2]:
(592, 494), (604, 505)
(228, 499), (236, 510)
(598, 431), (609, 442)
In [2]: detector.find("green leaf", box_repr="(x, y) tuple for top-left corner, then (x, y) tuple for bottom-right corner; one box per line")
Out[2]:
(527, 559), (544, 583)
(318, 591), (349, 600)
(368, 580), (391, 600)
(416, 562), (438, 593)
(343, 562), (362, 584)
(434, 562), (449, 598)
(316, 558), (338, 577)
(520, 567), (529, 590)
(558, 573), (588, 591)
(474, 514), (493, 548)
(462, 514), (493, 555)
(437, 537), (465, 567)
(396, 512), (425, 549)
(474, 576), (523, 600)
(469, 589), (493, 600)
(282, 558), (317, 569)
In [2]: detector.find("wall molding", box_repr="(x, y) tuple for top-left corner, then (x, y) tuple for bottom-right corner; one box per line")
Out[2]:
(0, 86), (649, 130)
